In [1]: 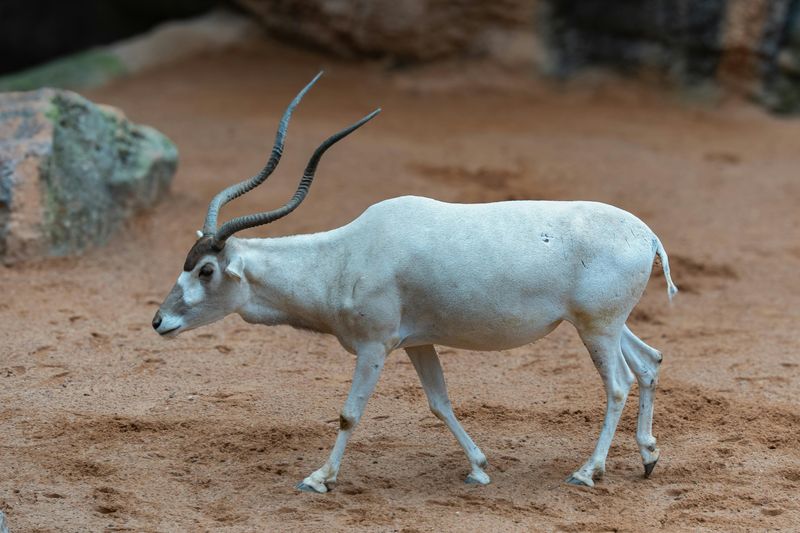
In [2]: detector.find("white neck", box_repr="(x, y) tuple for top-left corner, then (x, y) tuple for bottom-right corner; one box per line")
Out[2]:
(231, 233), (343, 334)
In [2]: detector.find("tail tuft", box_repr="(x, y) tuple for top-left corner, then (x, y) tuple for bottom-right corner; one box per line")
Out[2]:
(655, 238), (678, 302)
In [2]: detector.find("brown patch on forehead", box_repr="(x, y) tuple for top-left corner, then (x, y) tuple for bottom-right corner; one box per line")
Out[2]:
(183, 236), (224, 271)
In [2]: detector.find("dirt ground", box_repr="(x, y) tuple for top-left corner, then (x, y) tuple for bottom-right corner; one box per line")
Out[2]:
(2, 40), (800, 532)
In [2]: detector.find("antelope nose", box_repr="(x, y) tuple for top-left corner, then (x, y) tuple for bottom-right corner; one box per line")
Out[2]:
(152, 311), (162, 330)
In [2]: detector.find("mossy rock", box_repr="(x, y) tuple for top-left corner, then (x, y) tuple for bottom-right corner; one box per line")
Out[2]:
(0, 89), (177, 262)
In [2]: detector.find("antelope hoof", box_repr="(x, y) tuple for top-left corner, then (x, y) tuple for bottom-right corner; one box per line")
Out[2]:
(465, 470), (491, 485)
(566, 473), (595, 487)
(644, 459), (658, 479)
(296, 480), (329, 493)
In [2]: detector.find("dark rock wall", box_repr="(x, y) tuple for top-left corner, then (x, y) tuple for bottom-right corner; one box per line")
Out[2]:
(762, 0), (800, 111)
(0, 0), (218, 75)
(4, 0), (800, 112)
(544, 0), (800, 110)
(543, 0), (729, 80)
(234, 0), (800, 112)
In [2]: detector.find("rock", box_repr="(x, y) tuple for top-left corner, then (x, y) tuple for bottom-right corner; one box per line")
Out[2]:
(0, 89), (177, 263)
(762, 1), (800, 112)
(233, 0), (800, 113)
(543, 0), (800, 112)
(233, 0), (537, 64)
(542, 0), (729, 80)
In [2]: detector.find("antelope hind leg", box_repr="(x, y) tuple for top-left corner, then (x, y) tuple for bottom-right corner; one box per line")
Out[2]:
(621, 325), (662, 475)
(406, 345), (490, 485)
(567, 328), (634, 487)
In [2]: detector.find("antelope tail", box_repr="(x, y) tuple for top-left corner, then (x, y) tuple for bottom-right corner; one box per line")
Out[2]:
(655, 237), (678, 302)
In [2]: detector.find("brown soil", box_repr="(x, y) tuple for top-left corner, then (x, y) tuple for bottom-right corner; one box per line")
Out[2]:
(2, 40), (800, 532)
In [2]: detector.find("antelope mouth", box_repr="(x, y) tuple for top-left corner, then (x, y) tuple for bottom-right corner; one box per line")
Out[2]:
(159, 326), (180, 337)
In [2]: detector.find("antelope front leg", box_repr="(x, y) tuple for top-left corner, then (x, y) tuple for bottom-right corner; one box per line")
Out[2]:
(297, 343), (387, 493)
(406, 345), (490, 485)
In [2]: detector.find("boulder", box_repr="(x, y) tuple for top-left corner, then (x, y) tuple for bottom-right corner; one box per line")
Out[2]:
(233, 0), (537, 64)
(0, 89), (177, 263)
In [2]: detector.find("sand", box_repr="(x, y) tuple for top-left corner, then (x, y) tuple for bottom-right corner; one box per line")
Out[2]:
(1, 40), (799, 532)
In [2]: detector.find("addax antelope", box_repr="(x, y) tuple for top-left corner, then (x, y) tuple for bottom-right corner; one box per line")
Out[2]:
(154, 72), (677, 492)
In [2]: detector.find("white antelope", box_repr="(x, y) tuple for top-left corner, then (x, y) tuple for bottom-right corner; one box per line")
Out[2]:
(154, 73), (677, 492)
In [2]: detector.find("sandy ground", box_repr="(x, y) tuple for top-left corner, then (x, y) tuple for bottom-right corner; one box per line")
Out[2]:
(1, 40), (800, 532)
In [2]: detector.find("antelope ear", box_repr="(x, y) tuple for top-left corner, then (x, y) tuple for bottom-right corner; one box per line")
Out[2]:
(224, 255), (245, 281)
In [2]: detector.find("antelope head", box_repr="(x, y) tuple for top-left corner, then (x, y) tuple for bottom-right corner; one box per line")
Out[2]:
(152, 72), (380, 337)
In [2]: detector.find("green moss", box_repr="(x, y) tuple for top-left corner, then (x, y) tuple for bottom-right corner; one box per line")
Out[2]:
(34, 91), (177, 255)
(0, 49), (127, 92)
(44, 99), (60, 123)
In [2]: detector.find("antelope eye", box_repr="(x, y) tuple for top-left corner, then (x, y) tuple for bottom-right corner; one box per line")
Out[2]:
(198, 264), (214, 279)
